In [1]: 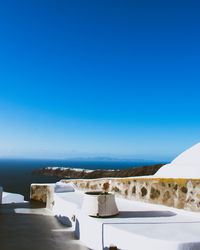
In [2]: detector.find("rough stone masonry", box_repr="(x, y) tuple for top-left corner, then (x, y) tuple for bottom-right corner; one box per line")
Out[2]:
(30, 178), (200, 212)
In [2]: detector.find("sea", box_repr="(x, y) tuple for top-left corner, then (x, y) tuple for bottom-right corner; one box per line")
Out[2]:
(0, 159), (165, 200)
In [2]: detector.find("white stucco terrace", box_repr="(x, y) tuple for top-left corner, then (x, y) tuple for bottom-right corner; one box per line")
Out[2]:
(53, 188), (200, 250)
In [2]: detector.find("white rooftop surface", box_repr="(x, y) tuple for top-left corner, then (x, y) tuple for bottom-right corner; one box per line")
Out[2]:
(103, 198), (200, 250)
(53, 191), (200, 250)
(154, 143), (200, 179)
(2, 191), (24, 204)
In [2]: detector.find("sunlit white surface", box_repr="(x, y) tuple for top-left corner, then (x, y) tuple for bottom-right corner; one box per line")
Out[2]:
(155, 143), (200, 178)
(53, 190), (200, 250)
(2, 191), (24, 204)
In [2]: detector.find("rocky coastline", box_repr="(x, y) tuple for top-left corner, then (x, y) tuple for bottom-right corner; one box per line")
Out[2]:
(31, 164), (164, 179)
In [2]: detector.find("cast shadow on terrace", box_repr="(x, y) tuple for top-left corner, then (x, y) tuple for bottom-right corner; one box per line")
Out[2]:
(116, 210), (176, 218)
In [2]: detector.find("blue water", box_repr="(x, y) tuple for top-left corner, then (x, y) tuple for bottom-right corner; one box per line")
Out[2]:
(0, 159), (165, 200)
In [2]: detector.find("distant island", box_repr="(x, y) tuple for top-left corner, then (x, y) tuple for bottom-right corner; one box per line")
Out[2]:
(32, 164), (164, 179)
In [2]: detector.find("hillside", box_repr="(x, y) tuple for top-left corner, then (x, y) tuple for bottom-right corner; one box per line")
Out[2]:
(32, 164), (164, 179)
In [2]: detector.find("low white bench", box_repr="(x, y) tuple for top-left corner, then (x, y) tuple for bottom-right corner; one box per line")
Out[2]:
(103, 221), (200, 250)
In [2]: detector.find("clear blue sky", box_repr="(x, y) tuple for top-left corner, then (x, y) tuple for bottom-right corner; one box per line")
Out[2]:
(0, 0), (200, 161)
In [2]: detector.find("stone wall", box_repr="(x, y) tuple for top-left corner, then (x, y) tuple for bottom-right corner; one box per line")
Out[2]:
(30, 178), (200, 212)
(61, 178), (200, 212)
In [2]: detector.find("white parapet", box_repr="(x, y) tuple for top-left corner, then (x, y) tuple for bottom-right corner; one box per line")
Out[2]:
(2, 192), (24, 204)
(0, 186), (3, 204)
